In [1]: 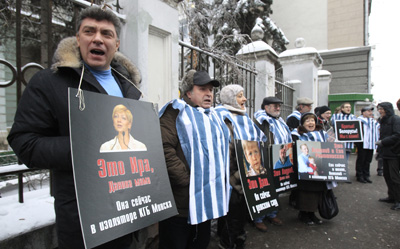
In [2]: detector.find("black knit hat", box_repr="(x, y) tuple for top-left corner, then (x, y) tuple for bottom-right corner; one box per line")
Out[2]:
(318, 105), (331, 115)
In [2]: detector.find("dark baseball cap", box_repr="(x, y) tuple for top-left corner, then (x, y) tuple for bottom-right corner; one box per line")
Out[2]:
(193, 71), (220, 87)
(361, 106), (374, 113)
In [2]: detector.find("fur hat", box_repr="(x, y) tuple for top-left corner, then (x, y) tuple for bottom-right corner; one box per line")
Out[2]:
(220, 84), (244, 109)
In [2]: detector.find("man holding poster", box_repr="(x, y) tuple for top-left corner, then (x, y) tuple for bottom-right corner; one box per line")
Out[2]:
(8, 6), (142, 249)
(253, 97), (293, 229)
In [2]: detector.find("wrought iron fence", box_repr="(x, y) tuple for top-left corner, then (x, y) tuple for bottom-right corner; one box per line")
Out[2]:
(179, 41), (258, 117)
(275, 68), (294, 120)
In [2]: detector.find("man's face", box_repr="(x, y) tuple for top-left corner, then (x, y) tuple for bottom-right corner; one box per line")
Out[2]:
(378, 106), (386, 117)
(279, 147), (287, 160)
(342, 104), (352, 114)
(187, 84), (214, 109)
(363, 110), (373, 118)
(265, 103), (281, 117)
(300, 144), (309, 155)
(76, 18), (120, 71)
(300, 104), (312, 113)
(245, 142), (261, 171)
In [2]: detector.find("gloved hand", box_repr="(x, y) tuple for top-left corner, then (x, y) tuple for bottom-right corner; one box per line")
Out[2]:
(375, 140), (382, 146)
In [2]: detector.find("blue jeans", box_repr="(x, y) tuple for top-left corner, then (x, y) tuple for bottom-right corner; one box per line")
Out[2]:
(253, 210), (278, 223)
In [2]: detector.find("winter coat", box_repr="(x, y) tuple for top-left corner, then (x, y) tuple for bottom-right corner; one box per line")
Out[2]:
(7, 37), (142, 249)
(378, 102), (400, 159)
(159, 96), (192, 218)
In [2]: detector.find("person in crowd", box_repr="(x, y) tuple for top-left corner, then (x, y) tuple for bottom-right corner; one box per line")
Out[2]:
(316, 105), (332, 131)
(274, 144), (292, 170)
(215, 84), (266, 249)
(355, 106), (380, 183)
(7, 6), (142, 249)
(330, 102), (357, 162)
(292, 113), (328, 225)
(286, 97), (313, 130)
(158, 70), (230, 249)
(243, 141), (266, 177)
(253, 96), (292, 231)
(100, 104), (146, 152)
(376, 102), (400, 210)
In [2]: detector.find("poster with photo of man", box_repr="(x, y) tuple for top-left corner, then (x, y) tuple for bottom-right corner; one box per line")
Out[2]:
(235, 139), (278, 220)
(271, 143), (297, 193)
(296, 141), (348, 182)
(69, 89), (177, 249)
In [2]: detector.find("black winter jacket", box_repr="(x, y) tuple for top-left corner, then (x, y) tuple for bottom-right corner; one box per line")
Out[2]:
(378, 102), (400, 159)
(7, 37), (142, 249)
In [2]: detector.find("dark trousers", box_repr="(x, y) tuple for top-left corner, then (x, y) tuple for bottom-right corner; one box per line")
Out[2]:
(383, 158), (400, 202)
(355, 143), (373, 178)
(158, 216), (211, 249)
(218, 190), (247, 248)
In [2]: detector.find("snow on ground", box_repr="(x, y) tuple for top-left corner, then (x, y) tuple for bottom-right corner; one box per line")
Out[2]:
(0, 175), (55, 241)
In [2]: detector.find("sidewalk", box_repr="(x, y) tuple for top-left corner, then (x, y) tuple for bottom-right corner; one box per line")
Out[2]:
(209, 154), (400, 249)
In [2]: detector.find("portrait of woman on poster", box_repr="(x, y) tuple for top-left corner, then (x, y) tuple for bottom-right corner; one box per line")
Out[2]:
(242, 140), (267, 177)
(100, 104), (147, 153)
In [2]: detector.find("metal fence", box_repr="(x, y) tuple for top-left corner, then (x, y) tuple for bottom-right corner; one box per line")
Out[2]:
(179, 41), (258, 117)
(275, 69), (294, 120)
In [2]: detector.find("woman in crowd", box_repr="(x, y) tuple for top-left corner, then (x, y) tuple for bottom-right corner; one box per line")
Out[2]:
(316, 105), (332, 131)
(216, 84), (266, 249)
(292, 113), (328, 225)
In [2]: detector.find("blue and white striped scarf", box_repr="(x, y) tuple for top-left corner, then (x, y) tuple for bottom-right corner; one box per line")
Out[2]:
(358, 116), (380, 150)
(291, 129), (328, 142)
(331, 113), (357, 149)
(214, 106), (267, 142)
(159, 99), (230, 225)
(254, 110), (292, 144)
(286, 110), (301, 121)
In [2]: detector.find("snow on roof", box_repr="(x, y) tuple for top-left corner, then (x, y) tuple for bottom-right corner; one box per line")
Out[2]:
(318, 70), (331, 76)
(236, 40), (278, 56)
(279, 47), (319, 57)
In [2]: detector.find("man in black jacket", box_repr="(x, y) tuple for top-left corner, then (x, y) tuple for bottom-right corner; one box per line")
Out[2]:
(7, 6), (141, 249)
(376, 102), (400, 210)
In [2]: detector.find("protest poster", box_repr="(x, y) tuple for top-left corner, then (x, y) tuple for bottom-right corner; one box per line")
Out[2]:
(296, 141), (348, 182)
(334, 120), (363, 142)
(235, 139), (278, 220)
(270, 143), (297, 193)
(69, 89), (177, 249)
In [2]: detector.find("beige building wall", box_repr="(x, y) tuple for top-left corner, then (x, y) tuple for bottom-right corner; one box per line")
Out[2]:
(328, 0), (365, 49)
(271, 0), (328, 50)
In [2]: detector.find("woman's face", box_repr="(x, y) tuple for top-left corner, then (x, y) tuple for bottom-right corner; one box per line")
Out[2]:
(321, 111), (332, 121)
(113, 111), (132, 134)
(303, 117), (316, 132)
(245, 142), (261, 171)
(236, 91), (247, 110)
